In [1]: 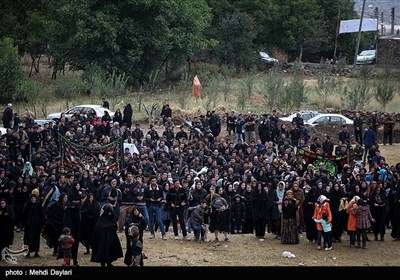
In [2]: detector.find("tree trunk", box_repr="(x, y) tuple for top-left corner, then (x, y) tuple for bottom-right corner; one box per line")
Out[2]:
(35, 54), (41, 73)
(29, 55), (36, 77)
(299, 45), (304, 62)
(51, 68), (57, 80)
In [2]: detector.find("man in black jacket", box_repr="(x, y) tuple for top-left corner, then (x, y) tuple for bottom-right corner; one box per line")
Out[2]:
(102, 98), (109, 109)
(338, 125), (350, 143)
(2, 103), (13, 129)
(353, 113), (363, 144)
(322, 134), (334, 156)
(144, 177), (166, 239)
(167, 178), (189, 240)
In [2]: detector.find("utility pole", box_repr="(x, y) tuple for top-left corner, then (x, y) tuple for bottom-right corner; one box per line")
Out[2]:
(391, 8), (395, 35)
(381, 12), (384, 35)
(353, 0), (366, 68)
(333, 7), (341, 62)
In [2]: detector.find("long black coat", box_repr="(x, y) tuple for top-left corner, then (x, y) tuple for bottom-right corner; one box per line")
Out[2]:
(2, 107), (13, 128)
(91, 206), (123, 264)
(80, 200), (101, 248)
(43, 200), (66, 248)
(23, 199), (44, 253)
(327, 188), (347, 240)
(251, 189), (269, 220)
(123, 104), (133, 129)
(231, 200), (246, 226)
(62, 189), (82, 261)
(0, 203), (15, 250)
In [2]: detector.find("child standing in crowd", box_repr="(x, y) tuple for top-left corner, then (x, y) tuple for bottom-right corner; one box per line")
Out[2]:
(313, 213), (332, 250)
(347, 196), (359, 247)
(354, 199), (375, 249)
(313, 195), (332, 250)
(58, 227), (75, 267)
(129, 225), (143, 267)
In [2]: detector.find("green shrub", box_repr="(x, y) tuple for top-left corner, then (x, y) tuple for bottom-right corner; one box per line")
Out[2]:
(53, 76), (88, 99)
(0, 37), (23, 103)
(17, 78), (41, 102)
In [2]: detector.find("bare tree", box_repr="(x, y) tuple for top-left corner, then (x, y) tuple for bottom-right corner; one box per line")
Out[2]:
(262, 66), (284, 113)
(315, 59), (337, 109)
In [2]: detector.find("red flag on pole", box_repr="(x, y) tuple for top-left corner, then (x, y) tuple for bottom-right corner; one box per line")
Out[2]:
(192, 75), (201, 97)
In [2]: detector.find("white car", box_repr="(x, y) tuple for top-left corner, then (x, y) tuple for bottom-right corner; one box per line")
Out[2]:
(279, 110), (320, 122)
(356, 50), (376, 65)
(306, 114), (353, 126)
(259, 51), (279, 65)
(47, 105), (114, 121)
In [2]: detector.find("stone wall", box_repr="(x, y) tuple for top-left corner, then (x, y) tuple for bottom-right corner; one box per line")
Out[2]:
(377, 36), (400, 67)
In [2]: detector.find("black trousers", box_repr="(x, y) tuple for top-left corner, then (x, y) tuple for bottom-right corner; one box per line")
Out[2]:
(254, 218), (266, 238)
(171, 208), (187, 237)
(354, 129), (363, 144)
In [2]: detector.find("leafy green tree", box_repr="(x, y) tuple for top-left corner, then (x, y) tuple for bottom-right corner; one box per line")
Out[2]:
(375, 78), (396, 111)
(0, 0), (50, 60)
(0, 38), (24, 103)
(48, 0), (211, 82)
(315, 0), (356, 59)
(215, 12), (257, 71)
(268, 0), (327, 61)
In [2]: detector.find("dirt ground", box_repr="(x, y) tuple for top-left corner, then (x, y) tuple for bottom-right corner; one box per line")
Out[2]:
(2, 225), (400, 267)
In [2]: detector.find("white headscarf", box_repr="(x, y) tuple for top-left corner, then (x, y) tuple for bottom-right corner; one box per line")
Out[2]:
(22, 162), (33, 176)
(276, 181), (285, 212)
(317, 195), (329, 204)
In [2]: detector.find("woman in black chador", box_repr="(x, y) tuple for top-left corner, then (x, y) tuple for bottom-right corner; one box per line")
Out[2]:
(370, 185), (388, 241)
(23, 195), (44, 257)
(62, 182), (82, 266)
(43, 193), (68, 256)
(80, 193), (101, 255)
(123, 103), (133, 129)
(124, 206), (147, 266)
(91, 204), (123, 267)
(251, 183), (269, 240)
(391, 182), (400, 240)
(0, 199), (15, 252)
(304, 185), (318, 244)
(327, 183), (347, 242)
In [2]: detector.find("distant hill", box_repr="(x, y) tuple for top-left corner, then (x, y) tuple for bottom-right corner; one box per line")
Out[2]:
(354, 0), (399, 24)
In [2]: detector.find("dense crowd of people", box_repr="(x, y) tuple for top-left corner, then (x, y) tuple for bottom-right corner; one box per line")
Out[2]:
(0, 101), (399, 267)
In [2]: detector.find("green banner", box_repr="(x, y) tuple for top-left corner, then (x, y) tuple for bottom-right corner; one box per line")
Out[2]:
(59, 134), (122, 173)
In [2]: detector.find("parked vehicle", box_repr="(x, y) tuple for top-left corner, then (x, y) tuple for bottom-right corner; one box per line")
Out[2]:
(305, 113), (353, 126)
(259, 52), (279, 65)
(46, 105), (114, 121)
(279, 110), (320, 122)
(356, 49), (376, 65)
